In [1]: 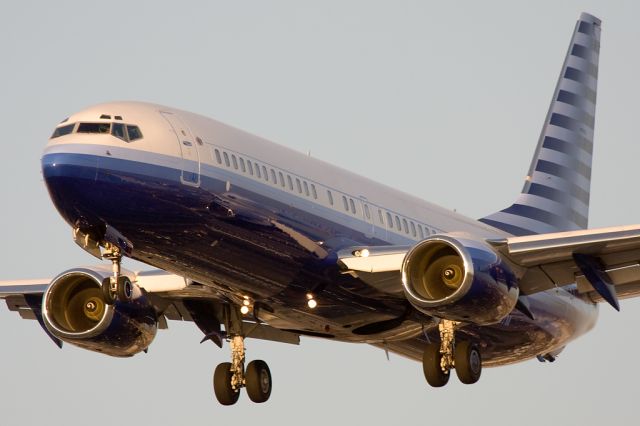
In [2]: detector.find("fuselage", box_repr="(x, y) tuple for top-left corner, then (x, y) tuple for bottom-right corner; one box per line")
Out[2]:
(42, 101), (598, 366)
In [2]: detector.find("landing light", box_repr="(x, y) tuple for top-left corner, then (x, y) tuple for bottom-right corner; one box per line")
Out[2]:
(240, 305), (250, 315)
(353, 248), (370, 258)
(306, 293), (318, 309)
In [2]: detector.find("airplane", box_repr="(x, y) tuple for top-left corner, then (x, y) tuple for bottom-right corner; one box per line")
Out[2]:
(1, 12), (635, 405)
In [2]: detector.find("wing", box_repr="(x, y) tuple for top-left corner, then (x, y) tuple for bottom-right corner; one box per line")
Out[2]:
(337, 225), (640, 310)
(0, 270), (300, 348)
(488, 224), (640, 309)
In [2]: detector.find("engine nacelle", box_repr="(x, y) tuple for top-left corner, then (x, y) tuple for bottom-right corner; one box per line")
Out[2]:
(42, 267), (157, 357)
(401, 234), (519, 325)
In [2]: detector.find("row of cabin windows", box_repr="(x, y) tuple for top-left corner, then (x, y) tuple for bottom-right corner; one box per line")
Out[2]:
(213, 147), (433, 238)
(383, 211), (431, 238)
(214, 148), (319, 200)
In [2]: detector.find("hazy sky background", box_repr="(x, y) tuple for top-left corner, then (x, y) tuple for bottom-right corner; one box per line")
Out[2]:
(1, 1), (640, 424)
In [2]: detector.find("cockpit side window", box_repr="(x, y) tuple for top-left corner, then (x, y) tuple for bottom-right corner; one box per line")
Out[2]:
(50, 123), (75, 139)
(112, 123), (127, 141)
(126, 125), (143, 141)
(77, 123), (111, 134)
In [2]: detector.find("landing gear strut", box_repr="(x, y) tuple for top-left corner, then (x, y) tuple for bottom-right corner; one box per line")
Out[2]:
(101, 245), (132, 305)
(422, 320), (482, 387)
(213, 306), (272, 405)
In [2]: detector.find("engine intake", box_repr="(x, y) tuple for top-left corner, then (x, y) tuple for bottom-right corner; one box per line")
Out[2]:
(401, 234), (519, 325)
(42, 267), (157, 357)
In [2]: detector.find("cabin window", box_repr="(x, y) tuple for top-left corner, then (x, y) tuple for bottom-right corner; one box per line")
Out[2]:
(126, 125), (143, 141)
(402, 219), (409, 234)
(232, 155), (238, 170)
(342, 196), (349, 211)
(349, 198), (356, 214)
(50, 123), (75, 139)
(223, 152), (230, 167)
(395, 215), (401, 230)
(247, 160), (254, 175)
(287, 175), (293, 190)
(262, 166), (269, 181)
(418, 225), (424, 239)
(378, 209), (384, 224)
(303, 181), (310, 196)
(296, 178), (302, 193)
(214, 149), (222, 164)
(327, 190), (334, 205)
(364, 204), (371, 219)
(270, 169), (277, 184)
(311, 184), (317, 199)
(386, 212), (393, 229)
(239, 157), (246, 172)
(255, 163), (261, 178)
(410, 221), (417, 237)
(278, 172), (284, 187)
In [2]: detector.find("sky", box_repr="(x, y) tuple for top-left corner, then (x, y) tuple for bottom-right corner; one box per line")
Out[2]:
(1, 1), (640, 424)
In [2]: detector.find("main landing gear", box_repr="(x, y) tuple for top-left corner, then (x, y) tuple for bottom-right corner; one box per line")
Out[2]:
(101, 245), (133, 305)
(213, 306), (272, 405)
(423, 320), (482, 387)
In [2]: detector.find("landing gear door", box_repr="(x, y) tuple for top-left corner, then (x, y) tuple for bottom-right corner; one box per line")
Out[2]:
(160, 111), (200, 187)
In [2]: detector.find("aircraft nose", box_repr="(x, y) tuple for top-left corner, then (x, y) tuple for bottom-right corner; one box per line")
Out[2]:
(41, 151), (99, 226)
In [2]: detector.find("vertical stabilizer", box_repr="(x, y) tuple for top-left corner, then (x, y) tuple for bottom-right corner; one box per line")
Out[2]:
(480, 13), (601, 236)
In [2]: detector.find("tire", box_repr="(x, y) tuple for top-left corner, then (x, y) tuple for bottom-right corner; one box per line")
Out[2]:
(117, 277), (133, 302)
(455, 341), (482, 384)
(423, 343), (449, 387)
(101, 278), (115, 305)
(245, 360), (272, 403)
(213, 362), (240, 405)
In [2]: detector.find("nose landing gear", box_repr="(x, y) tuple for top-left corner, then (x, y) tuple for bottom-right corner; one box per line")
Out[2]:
(101, 245), (133, 305)
(422, 320), (482, 387)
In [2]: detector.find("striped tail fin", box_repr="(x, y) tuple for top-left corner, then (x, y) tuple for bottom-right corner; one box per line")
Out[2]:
(480, 12), (601, 236)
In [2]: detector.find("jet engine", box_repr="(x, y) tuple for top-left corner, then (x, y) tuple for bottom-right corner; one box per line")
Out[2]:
(401, 234), (519, 325)
(41, 267), (157, 357)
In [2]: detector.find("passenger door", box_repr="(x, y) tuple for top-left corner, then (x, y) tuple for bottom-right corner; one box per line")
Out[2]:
(160, 111), (200, 187)
(359, 196), (375, 238)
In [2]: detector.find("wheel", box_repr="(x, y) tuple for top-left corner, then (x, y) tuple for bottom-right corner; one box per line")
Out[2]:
(117, 276), (133, 302)
(423, 343), (449, 387)
(213, 362), (240, 405)
(455, 341), (482, 384)
(101, 278), (116, 305)
(245, 360), (272, 403)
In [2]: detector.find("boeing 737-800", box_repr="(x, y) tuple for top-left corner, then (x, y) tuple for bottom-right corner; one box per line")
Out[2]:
(1, 12), (636, 405)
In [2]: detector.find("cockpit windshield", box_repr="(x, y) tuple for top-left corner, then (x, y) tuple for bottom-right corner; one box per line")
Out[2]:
(50, 120), (144, 142)
(77, 123), (111, 134)
(50, 123), (75, 139)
